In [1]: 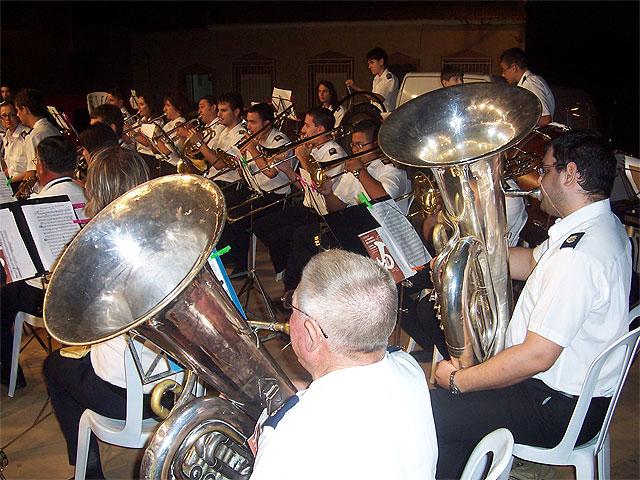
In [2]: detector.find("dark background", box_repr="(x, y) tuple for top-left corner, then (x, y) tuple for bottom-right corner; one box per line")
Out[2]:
(1, 1), (638, 155)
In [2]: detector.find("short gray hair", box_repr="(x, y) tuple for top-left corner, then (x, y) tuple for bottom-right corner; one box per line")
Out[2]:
(297, 249), (397, 355)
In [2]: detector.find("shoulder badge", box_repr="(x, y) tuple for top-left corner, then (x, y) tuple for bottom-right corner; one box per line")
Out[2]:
(560, 232), (585, 249)
(386, 73), (392, 80)
(274, 134), (283, 142)
(20, 130), (30, 139)
(329, 148), (337, 155)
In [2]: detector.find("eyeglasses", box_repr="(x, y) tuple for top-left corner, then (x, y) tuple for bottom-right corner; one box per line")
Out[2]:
(501, 64), (515, 74)
(0, 113), (17, 119)
(537, 163), (557, 176)
(281, 290), (329, 339)
(349, 141), (374, 150)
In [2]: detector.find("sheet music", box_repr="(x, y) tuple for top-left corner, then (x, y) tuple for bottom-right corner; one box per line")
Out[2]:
(238, 156), (262, 193)
(0, 209), (37, 282)
(271, 88), (297, 121)
(21, 200), (80, 271)
(368, 199), (432, 270)
(0, 180), (16, 204)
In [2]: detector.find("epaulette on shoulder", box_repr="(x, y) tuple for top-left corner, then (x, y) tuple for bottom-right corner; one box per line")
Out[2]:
(560, 232), (585, 249)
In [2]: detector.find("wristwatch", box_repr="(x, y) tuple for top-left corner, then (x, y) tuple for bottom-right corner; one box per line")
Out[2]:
(351, 167), (363, 179)
(194, 140), (203, 149)
(449, 370), (461, 395)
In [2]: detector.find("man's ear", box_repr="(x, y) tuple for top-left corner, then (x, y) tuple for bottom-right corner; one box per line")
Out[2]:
(563, 162), (579, 187)
(303, 318), (322, 353)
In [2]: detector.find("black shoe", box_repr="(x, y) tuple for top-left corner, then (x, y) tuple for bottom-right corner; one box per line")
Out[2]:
(1, 364), (26, 389)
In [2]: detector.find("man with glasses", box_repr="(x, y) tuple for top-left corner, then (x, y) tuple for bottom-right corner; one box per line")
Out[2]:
(282, 118), (410, 294)
(500, 47), (555, 127)
(1, 100), (29, 185)
(250, 249), (438, 480)
(430, 130), (631, 479)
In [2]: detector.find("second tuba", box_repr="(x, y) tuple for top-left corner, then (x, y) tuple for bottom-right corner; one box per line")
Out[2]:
(379, 83), (541, 367)
(43, 175), (296, 479)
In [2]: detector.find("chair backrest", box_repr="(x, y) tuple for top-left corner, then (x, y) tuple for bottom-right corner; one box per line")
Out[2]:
(87, 92), (109, 114)
(553, 313), (640, 456)
(122, 343), (145, 436)
(461, 428), (514, 480)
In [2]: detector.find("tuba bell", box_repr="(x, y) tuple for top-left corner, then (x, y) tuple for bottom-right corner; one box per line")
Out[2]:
(43, 174), (295, 479)
(379, 83), (541, 367)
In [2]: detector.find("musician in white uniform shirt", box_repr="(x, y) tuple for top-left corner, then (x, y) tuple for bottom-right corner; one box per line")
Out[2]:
(316, 80), (344, 127)
(1, 100), (29, 183)
(130, 93), (165, 177)
(250, 250), (438, 480)
(220, 102), (292, 271)
(283, 118), (410, 292)
(1, 136), (87, 391)
(153, 91), (190, 174)
(346, 47), (399, 112)
(500, 48), (555, 127)
(188, 92), (246, 185)
(13, 88), (61, 185)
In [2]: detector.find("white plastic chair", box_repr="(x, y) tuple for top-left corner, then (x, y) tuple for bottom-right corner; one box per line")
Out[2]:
(513, 307), (640, 479)
(74, 345), (161, 480)
(461, 428), (515, 480)
(8, 312), (50, 397)
(86, 92), (108, 114)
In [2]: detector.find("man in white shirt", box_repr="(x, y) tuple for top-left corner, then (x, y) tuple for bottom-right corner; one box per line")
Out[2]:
(284, 118), (411, 292)
(1, 136), (87, 390)
(250, 249), (438, 480)
(1, 100), (29, 184)
(431, 130), (631, 479)
(13, 88), (61, 185)
(252, 107), (346, 278)
(500, 48), (555, 127)
(346, 47), (399, 112)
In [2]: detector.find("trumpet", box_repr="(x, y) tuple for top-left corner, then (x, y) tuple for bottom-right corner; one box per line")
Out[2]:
(182, 117), (222, 158)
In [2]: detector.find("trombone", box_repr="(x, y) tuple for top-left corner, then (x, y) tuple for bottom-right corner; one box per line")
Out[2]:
(234, 104), (294, 151)
(123, 113), (166, 138)
(225, 147), (382, 223)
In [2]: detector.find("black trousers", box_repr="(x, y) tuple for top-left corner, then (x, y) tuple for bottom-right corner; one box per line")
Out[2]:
(0, 281), (44, 368)
(253, 204), (320, 275)
(43, 350), (154, 476)
(431, 377), (610, 479)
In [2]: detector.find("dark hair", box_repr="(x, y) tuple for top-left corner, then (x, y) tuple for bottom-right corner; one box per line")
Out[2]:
(36, 136), (77, 174)
(199, 95), (217, 107)
(1, 100), (16, 111)
(164, 91), (191, 117)
(107, 87), (125, 101)
(247, 102), (275, 124)
(500, 48), (528, 69)
(352, 119), (381, 142)
(14, 88), (48, 117)
(367, 47), (388, 67)
(546, 130), (616, 200)
(138, 93), (163, 118)
(306, 106), (335, 132)
(218, 92), (244, 114)
(440, 65), (464, 84)
(317, 80), (339, 109)
(91, 103), (125, 137)
(79, 122), (119, 154)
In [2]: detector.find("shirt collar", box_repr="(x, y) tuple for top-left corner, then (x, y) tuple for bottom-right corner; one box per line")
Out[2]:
(518, 69), (533, 86)
(547, 199), (610, 243)
(40, 176), (74, 193)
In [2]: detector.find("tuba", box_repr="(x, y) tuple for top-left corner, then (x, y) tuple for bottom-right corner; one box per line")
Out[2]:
(379, 83), (541, 367)
(43, 175), (296, 479)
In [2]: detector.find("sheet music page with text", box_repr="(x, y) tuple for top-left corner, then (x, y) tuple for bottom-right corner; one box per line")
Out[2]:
(0, 209), (37, 282)
(21, 201), (80, 271)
